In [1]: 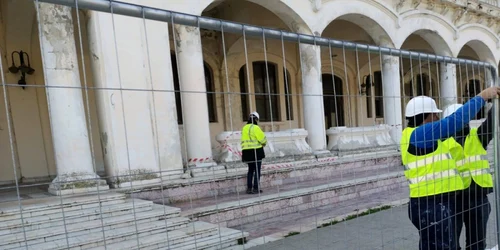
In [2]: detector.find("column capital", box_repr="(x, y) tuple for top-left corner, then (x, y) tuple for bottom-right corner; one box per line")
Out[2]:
(382, 54), (399, 66)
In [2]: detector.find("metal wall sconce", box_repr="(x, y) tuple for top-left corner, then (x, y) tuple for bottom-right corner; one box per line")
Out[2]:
(9, 50), (35, 90)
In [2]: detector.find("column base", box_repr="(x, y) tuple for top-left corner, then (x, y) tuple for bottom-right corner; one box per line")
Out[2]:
(188, 162), (227, 177)
(107, 169), (162, 189)
(48, 173), (109, 196)
(313, 150), (333, 157)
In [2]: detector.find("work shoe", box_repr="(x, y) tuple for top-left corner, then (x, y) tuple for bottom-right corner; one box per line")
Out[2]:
(246, 189), (255, 194)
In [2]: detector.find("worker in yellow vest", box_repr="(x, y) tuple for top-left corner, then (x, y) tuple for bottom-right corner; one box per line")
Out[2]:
(401, 86), (499, 250)
(442, 103), (494, 250)
(241, 112), (267, 194)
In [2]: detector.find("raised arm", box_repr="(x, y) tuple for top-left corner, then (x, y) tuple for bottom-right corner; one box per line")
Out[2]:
(410, 96), (486, 148)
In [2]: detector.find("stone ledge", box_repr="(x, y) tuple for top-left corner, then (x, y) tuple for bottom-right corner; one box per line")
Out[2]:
(326, 125), (397, 151)
(124, 151), (401, 203)
(180, 172), (407, 230)
(182, 171), (405, 218)
(214, 129), (313, 163)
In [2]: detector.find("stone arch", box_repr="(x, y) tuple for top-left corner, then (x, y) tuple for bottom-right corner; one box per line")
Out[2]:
(397, 10), (456, 56)
(320, 60), (356, 86)
(223, 38), (298, 79)
(315, 0), (397, 47)
(200, 0), (313, 34)
(455, 25), (498, 65)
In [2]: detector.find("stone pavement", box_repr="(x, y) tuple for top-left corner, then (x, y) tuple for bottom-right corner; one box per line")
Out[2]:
(247, 193), (500, 250)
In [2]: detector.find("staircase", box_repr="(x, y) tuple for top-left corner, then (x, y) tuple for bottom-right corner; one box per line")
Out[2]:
(166, 152), (407, 240)
(0, 192), (248, 250)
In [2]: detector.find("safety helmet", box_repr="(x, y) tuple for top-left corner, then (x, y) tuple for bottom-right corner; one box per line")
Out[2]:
(250, 111), (260, 120)
(442, 104), (463, 119)
(405, 96), (442, 117)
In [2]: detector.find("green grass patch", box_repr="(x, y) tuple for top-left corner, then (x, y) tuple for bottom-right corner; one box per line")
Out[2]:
(284, 231), (301, 237)
(317, 205), (392, 229)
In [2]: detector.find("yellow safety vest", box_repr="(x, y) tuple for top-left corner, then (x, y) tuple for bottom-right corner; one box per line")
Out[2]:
(400, 127), (464, 198)
(460, 128), (493, 188)
(241, 124), (267, 150)
(442, 137), (465, 163)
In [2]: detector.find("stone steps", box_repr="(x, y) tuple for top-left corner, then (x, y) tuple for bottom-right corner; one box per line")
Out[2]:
(178, 167), (406, 230)
(89, 221), (249, 250)
(130, 152), (402, 205)
(0, 192), (126, 220)
(2, 207), (189, 249)
(227, 186), (408, 245)
(0, 199), (160, 235)
(0, 192), (248, 250)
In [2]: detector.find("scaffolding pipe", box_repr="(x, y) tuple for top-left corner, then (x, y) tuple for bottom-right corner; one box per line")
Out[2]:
(36, 0), (493, 68)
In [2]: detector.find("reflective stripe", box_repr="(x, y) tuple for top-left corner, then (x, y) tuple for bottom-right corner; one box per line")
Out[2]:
(455, 155), (488, 167)
(408, 169), (459, 184)
(404, 153), (452, 170)
(461, 168), (492, 178)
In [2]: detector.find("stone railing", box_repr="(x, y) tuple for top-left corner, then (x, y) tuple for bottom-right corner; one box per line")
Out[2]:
(326, 125), (397, 152)
(214, 129), (313, 162)
(480, 0), (498, 6)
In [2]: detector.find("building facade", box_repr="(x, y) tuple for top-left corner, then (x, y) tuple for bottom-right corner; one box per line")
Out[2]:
(0, 0), (499, 194)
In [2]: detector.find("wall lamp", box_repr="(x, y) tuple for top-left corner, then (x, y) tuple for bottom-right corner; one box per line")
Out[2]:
(9, 50), (35, 90)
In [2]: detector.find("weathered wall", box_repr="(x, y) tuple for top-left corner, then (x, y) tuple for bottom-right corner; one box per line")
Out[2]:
(2, 0), (500, 184)
(0, 0), (104, 184)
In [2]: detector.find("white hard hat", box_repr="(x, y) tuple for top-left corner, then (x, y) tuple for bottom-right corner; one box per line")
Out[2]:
(250, 111), (260, 120)
(442, 104), (463, 119)
(405, 96), (442, 117)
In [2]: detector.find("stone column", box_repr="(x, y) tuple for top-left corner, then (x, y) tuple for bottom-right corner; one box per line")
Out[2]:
(173, 25), (216, 169)
(38, 4), (108, 195)
(299, 44), (328, 153)
(382, 55), (403, 144)
(87, 11), (185, 187)
(439, 62), (458, 110)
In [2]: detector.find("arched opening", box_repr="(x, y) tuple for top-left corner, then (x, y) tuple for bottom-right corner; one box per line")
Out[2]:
(320, 13), (393, 127)
(238, 61), (280, 122)
(201, 0), (301, 130)
(399, 31), (449, 119)
(321, 74), (344, 128)
(171, 52), (217, 124)
(457, 42), (491, 120)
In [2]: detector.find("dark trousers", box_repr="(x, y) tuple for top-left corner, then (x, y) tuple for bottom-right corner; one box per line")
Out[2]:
(456, 195), (491, 250)
(247, 160), (262, 190)
(409, 197), (459, 250)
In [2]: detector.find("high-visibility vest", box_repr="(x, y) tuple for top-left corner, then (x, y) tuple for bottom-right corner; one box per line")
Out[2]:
(460, 128), (493, 188)
(400, 127), (464, 198)
(443, 137), (465, 163)
(241, 124), (267, 150)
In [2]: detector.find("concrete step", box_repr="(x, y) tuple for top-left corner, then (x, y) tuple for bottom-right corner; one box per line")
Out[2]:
(179, 168), (406, 229)
(87, 221), (244, 250)
(0, 192), (126, 221)
(6, 217), (192, 250)
(237, 185), (409, 241)
(171, 225), (249, 250)
(1, 205), (186, 249)
(0, 199), (158, 235)
(131, 152), (402, 205)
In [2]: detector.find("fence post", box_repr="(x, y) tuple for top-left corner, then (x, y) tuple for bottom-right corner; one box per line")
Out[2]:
(491, 66), (500, 248)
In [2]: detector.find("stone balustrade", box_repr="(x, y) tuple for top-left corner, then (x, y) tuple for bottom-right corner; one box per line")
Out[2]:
(326, 125), (397, 152)
(214, 129), (313, 162)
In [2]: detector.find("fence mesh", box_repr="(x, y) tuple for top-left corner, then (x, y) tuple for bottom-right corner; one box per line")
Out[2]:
(0, 0), (498, 249)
